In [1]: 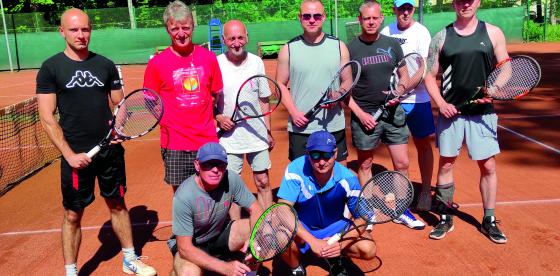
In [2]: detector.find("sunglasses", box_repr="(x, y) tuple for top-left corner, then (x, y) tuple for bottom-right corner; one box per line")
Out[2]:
(301, 13), (324, 21)
(200, 160), (227, 171)
(397, 5), (414, 12)
(309, 151), (335, 160)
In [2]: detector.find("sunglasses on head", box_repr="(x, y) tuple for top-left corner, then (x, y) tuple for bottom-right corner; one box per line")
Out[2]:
(309, 151), (335, 160)
(200, 160), (227, 171)
(301, 13), (324, 21)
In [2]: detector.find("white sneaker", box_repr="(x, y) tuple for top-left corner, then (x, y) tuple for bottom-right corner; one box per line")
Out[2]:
(393, 209), (426, 230)
(123, 256), (156, 276)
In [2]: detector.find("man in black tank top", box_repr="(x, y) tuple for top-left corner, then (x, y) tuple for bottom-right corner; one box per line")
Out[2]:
(424, 0), (509, 244)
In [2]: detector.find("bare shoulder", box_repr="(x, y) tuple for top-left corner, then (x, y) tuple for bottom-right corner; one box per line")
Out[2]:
(485, 23), (505, 39)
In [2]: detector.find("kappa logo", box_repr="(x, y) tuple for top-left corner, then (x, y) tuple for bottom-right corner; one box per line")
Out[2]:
(66, 70), (104, 88)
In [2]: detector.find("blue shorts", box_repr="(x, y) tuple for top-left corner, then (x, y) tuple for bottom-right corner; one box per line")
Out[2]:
(401, 102), (436, 138)
(298, 219), (351, 254)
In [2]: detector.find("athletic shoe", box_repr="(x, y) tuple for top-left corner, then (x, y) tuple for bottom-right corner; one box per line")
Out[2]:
(123, 256), (156, 276)
(291, 264), (306, 276)
(481, 216), (507, 244)
(326, 257), (348, 276)
(393, 209), (426, 230)
(429, 214), (454, 240)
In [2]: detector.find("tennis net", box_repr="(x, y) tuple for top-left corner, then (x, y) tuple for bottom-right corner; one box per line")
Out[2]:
(0, 97), (60, 196)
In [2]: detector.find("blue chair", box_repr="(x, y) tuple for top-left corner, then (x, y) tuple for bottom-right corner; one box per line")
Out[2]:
(208, 18), (224, 55)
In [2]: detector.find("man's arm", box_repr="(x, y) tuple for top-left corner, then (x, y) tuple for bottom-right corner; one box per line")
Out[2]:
(278, 199), (341, 258)
(276, 44), (309, 128)
(425, 29), (457, 118)
(37, 94), (91, 168)
(176, 235), (250, 275)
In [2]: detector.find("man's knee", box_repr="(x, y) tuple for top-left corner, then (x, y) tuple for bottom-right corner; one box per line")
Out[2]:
(64, 209), (83, 225)
(105, 197), (127, 211)
(253, 171), (270, 190)
(173, 253), (202, 276)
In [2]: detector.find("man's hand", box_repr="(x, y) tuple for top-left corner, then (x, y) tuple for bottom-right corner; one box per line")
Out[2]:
(356, 111), (377, 131)
(290, 110), (309, 128)
(66, 152), (92, 169)
(223, 260), (252, 276)
(309, 238), (341, 259)
(217, 114), (235, 131)
(473, 86), (495, 105)
(438, 102), (458, 118)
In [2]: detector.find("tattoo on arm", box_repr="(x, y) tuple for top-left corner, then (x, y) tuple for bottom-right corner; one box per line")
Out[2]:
(427, 29), (446, 74)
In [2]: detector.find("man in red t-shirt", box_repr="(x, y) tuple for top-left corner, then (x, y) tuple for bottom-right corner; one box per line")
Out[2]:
(144, 0), (223, 192)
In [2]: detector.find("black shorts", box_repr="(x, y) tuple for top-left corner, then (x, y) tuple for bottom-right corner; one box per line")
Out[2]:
(161, 148), (197, 186)
(288, 129), (348, 161)
(61, 144), (126, 211)
(168, 220), (233, 260)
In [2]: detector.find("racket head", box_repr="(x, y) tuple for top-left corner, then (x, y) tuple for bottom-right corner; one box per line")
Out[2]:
(486, 55), (541, 100)
(113, 88), (164, 139)
(248, 202), (298, 263)
(354, 171), (413, 224)
(390, 52), (426, 97)
(234, 75), (281, 122)
(320, 60), (362, 105)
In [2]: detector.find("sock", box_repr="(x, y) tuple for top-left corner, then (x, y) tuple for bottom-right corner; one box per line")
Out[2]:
(292, 264), (305, 273)
(65, 263), (78, 276)
(122, 247), (137, 262)
(484, 209), (495, 218)
(435, 183), (455, 215)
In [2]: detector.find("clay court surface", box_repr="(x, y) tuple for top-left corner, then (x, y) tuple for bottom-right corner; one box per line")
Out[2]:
(0, 42), (559, 275)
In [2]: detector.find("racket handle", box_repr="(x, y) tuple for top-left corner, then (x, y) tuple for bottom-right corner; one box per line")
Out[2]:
(372, 108), (383, 121)
(86, 146), (101, 158)
(327, 233), (342, 245)
(217, 128), (225, 138)
(304, 106), (318, 119)
(244, 272), (257, 276)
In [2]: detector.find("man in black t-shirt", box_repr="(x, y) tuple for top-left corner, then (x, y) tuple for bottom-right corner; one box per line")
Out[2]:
(424, 0), (509, 244)
(36, 8), (155, 276)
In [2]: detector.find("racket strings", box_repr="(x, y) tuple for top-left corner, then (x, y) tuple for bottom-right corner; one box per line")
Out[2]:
(326, 61), (360, 102)
(393, 53), (425, 96)
(358, 172), (413, 223)
(115, 90), (163, 137)
(251, 205), (296, 260)
(236, 76), (281, 118)
(487, 57), (540, 100)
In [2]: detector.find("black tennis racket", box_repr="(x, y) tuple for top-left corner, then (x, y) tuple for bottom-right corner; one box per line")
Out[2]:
(304, 60), (362, 119)
(244, 203), (298, 275)
(371, 52), (426, 121)
(455, 55), (541, 110)
(217, 75), (281, 138)
(86, 88), (164, 158)
(327, 171), (413, 245)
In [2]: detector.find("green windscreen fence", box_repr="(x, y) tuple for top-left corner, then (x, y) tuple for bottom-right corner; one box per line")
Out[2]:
(0, 6), (523, 71)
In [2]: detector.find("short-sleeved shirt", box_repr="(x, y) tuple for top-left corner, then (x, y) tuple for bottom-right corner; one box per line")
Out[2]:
(217, 52), (270, 154)
(143, 46), (223, 151)
(36, 52), (121, 152)
(287, 34), (345, 134)
(172, 171), (256, 244)
(277, 156), (361, 230)
(381, 22), (431, 103)
(348, 35), (404, 114)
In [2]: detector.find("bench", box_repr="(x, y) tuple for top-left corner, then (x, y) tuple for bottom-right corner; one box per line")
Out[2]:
(257, 40), (288, 57)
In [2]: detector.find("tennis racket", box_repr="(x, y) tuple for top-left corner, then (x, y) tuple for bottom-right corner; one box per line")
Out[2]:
(371, 52), (426, 121)
(244, 203), (298, 275)
(86, 88), (164, 158)
(217, 75), (281, 138)
(304, 60), (362, 119)
(455, 55), (541, 110)
(327, 171), (413, 245)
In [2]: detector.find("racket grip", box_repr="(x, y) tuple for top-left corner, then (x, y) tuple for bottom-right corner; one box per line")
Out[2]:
(304, 107), (317, 119)
(86, 146), (101, 158)
(244, 272), (257, 276)
(327, 233), (342, 245)
(216, 128), (225, 138)
(372, 108), (383, 121)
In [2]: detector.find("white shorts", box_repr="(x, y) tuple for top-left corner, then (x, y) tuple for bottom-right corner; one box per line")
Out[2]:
(226, 149), (271, 174)
(436, 113), (500, 160)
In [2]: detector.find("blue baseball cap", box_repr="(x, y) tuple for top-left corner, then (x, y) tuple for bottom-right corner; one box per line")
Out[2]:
(306, 130), (337, 153)
(196, 142), (228, 163)
(394, 0), (415, 7)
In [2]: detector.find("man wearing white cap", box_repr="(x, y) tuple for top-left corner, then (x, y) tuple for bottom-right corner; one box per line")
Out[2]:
(168, 142), (262, 275)
(381, 0), (436, 213)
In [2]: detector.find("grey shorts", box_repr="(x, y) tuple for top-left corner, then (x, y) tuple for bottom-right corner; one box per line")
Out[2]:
(351, 107), (409, 151)
(436, 113), (500, 160)
(160, 148), (197, 186)
(288, 129), (348, 161)
(227, 149), (271, 174)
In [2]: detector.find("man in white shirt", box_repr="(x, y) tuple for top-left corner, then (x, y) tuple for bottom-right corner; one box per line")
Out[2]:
(216, 20), (273, 219)
(381, 0), (435, 213)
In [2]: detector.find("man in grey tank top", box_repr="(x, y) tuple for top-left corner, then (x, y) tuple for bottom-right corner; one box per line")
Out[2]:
(276, 0), (351, 164)
(425, 0), (509, 244)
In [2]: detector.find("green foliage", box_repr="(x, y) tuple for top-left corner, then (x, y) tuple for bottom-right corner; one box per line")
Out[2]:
(524, 20), (560, 41)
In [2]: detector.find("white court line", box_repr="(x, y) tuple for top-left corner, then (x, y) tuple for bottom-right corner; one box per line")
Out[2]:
(498, 124), (560, 154)
(2, 198), (560, 237)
